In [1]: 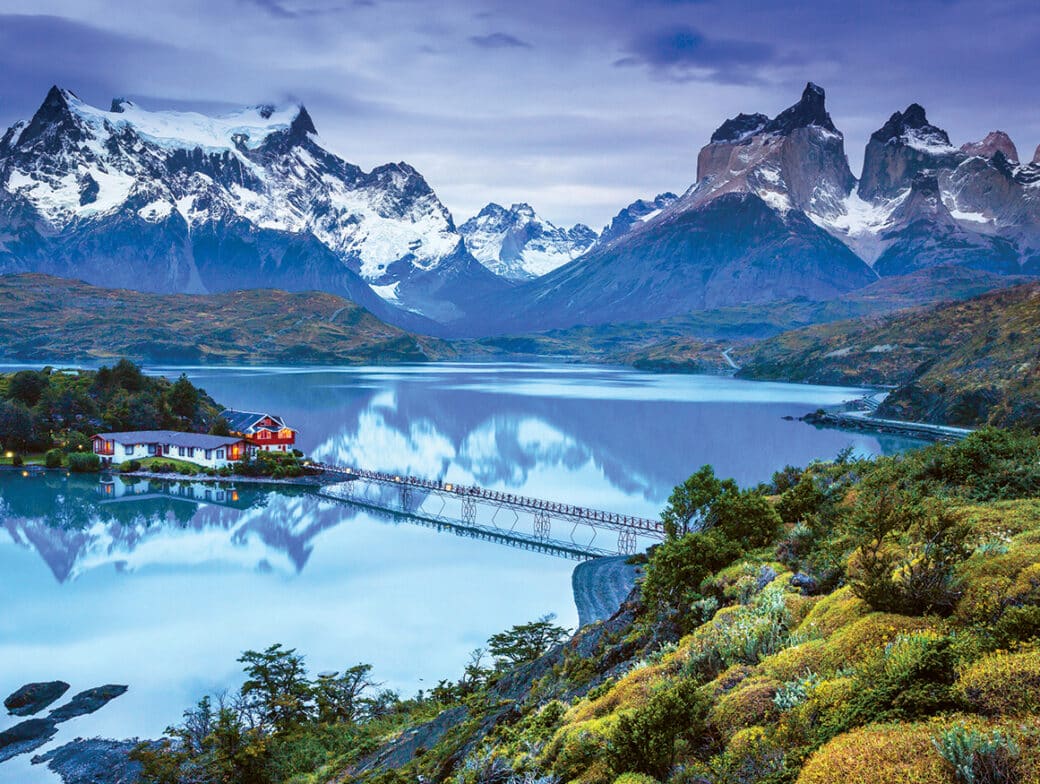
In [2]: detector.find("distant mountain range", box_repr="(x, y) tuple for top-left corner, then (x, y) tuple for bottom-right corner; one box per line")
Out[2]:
(464, 83), (1040, 334)
(458, 203), (596, 280)
(1, 84), (1038, 338)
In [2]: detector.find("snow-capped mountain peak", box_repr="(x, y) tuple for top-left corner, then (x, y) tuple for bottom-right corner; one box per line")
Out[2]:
(0, 86), (505, 324)
(459, 201), (597, 280)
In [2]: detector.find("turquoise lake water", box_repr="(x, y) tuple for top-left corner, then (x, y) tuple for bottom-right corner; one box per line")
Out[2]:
(0, 363), (926, 782)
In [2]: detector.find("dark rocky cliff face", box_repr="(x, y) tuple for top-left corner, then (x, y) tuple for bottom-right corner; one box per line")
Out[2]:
(858, 104), (964, 201)
(874, 173), (1020, 276)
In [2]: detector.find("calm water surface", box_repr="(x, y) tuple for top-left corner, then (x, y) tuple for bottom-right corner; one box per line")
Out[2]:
(0, 363), (925, 782)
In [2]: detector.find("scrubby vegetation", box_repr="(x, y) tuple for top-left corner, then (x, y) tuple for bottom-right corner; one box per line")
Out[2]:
(131, 428), (1040, 784)
(0, 360), (221, 465)
(737, 282), (1040, 429)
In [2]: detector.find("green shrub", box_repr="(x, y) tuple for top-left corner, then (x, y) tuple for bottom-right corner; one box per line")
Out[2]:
(848, 497), (971, 616)
(641, 530), (742, 623)
(10, 453), (23, 467)
(708, 488), (782, 550)
(67, 452), (101, 473)
(933, 723), (1020, 784)
(607, 678), (708, 780)
(44, 449), (63, 468)
(119, 459), (142, 473)
(993, 605), (1040, 647)
(957, 650), (1040, 716)
(777, 473), (825, 525)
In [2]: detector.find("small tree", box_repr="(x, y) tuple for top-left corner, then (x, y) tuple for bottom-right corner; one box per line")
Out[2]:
(641, 529), (743, 621)
(209, 416), (231, 437)
(313, 664), (378, 724)
(707, 487), (782, 549)
(661, 465), (733, 538)
(487, 615), (570, 670)
(7, 369), (49, 407)
(169, 374), (200, 421)
(608, 678), (709, 780)
(238, 644), (313, 732)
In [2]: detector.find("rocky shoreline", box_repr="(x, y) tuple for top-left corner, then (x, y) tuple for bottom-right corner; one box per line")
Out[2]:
(1, 683), (129, 769)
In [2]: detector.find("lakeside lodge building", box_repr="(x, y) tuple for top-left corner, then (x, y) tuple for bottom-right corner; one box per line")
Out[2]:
(219, 409), (297, 453)
(92, 431), (249, 469)
(92, 411), (298, 468)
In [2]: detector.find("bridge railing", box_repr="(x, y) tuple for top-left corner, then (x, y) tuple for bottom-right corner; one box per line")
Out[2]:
(312, 463), (664, 534)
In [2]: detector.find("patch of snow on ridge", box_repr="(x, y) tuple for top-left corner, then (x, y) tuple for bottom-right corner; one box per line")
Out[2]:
(812, 190), (907, 266)
(949, 208), (989, 224)
(138, 200), (173, 222)
(370, 281), (400, 302)
(902, 128), (957, 155)
(757, 189), (792, 213)
(69, 95), (303, 152)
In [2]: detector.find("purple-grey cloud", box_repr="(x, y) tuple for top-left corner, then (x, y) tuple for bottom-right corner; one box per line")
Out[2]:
(469, 32), (532, 49)
(243, 0), (299, 18)
(616, 25), (776, 82)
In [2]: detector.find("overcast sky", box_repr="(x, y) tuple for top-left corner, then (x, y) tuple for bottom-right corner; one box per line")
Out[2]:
(1, 0), (1039, 228)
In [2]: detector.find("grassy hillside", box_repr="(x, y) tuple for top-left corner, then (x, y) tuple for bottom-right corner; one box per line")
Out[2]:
(0, 274), (448, 365)
(736, 283), (1040, 428)
(129, 429), (1040, 784)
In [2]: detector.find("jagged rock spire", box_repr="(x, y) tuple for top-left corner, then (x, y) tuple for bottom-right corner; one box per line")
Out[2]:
(709, 82), (838, 144)
(764, 82), (837, 136)
(871, 103), (950, 146)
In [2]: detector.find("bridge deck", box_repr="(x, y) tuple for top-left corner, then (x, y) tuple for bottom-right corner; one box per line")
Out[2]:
(314, 463), (665, 536)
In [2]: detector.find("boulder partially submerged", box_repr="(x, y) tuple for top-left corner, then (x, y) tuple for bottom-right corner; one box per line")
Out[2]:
(0, 718), (59, 763)
(4, 681), (70, 716)
(49, 685), (129, 722)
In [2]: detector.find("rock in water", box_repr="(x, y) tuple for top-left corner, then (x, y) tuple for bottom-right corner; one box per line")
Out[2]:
(0, 718), (59, 762)
(4, 681), (70, 716)
(32, 739), (150, 784)
(49, 685), (129, 722)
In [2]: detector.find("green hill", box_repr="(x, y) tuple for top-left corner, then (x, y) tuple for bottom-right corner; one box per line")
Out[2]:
(736, 283), (1040, 428)
(0, 274), (448, 365)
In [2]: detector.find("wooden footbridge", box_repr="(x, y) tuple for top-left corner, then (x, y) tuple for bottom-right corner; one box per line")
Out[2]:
(314, 463), (666, 558)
